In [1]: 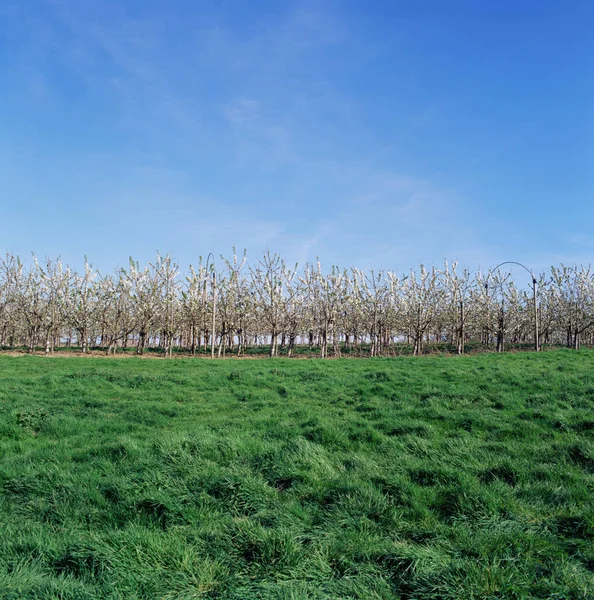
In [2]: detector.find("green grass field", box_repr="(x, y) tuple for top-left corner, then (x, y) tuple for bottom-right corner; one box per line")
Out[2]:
(1, 351), (593, 599)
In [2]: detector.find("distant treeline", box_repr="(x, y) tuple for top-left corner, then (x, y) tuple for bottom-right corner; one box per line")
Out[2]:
(0, 251), (592, 356)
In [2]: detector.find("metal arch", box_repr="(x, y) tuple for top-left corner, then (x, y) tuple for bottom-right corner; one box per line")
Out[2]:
(204, 253), (217, 359)
(490, 261), (537, 285)
(486, 260), (539, 352)
(205, 252), (216, 279)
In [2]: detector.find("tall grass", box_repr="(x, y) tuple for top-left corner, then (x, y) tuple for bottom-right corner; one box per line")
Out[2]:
(0, 351), (593, 598)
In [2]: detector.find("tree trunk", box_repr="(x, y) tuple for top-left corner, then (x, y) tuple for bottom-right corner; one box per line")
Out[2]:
(457, 301), (465, 355)
(137, 330), (147, 355)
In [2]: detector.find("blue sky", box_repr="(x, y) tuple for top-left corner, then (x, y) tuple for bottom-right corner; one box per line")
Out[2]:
(1, 0), (592, 275)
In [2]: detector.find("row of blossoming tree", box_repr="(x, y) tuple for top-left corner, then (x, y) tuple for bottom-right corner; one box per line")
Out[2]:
(0, 250), (592, 357)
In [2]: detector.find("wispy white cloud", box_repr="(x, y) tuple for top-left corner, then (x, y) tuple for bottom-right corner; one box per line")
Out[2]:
(221, 97), (295, 165)
(222, 99), (261, 127)
(17, 2), (201, 133)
